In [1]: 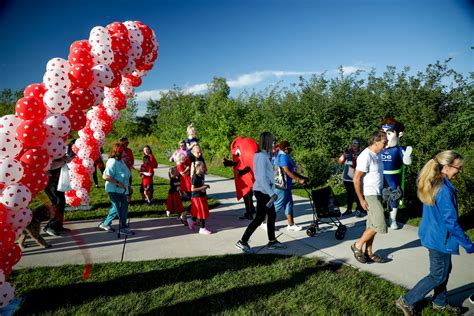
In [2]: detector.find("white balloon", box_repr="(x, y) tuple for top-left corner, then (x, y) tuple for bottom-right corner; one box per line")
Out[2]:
(0, 115), (20, 135)
(46, 57), (70, 73)
(44, 136), (67, 160)
(102, 96), (116, 109)
(105, 107), (120, 122)
(0, 133), (22, 158)
(89, 86), (104, 106)
(120, 80), (134, 98)
(132, 69), (147, 78)
(128, 40), (143, 61)
(0, 158), (24, 185)
(80, 194), (90, 206)
(91, 45), (114, 66)
(6, 207), (32, 231)
(43, 89), (71, 114)
(123, 20), (143, 44)
(43, 69), (71, 92)
(43, 114), (71, 138)
(89, 26), (112, 47)
(121, 57), (136, 76)
(0, 282), (15, 308)
(75, 188), (88, 199)
(0, 184), (32, 209)
(89, 120), (102, 132)
(93, 129), (105, 142)
(91, 64), (114, 87)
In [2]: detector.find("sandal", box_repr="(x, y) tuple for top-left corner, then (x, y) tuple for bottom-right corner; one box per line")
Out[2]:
(351, 243), (367, 263)
(365, 253), (386, 263)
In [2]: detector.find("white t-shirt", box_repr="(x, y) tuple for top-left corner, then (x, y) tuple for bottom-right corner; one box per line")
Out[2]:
(356, 148), (383, 196)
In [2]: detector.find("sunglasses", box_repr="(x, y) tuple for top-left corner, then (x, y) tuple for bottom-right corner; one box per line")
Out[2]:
(449, 164), (462, 171)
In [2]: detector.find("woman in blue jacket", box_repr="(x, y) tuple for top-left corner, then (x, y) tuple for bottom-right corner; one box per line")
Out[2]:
(396, 151), (473, 315)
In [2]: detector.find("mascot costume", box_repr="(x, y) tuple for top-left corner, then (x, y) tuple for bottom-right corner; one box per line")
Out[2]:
(223, 136), (258, 220)
(381, 117), (413, 230)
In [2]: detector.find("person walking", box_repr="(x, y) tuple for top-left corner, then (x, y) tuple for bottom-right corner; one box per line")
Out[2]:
(350, 130), (388, 264)
(235, 132), (286, 253)
(274, 140), (305, 231)
(395, 151), (473, 315)
(338, 138), (364, 217)
(99, 143), (134, 236)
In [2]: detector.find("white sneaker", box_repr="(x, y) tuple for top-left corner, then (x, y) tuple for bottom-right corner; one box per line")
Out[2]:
(199, 227), (212, 235)
(166, 210), (171, 217)
(390, 222), (399, 230)
(260, 223), (267, 231)
(287, 224), (303, 231)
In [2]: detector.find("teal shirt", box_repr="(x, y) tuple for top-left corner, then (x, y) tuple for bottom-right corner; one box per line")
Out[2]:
(104, 158), (131, 194)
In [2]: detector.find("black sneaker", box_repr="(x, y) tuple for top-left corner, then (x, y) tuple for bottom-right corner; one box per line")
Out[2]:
(432, 303), (461, 314)
(267, 240), (287, 250)
(44, 227), (60, 236)
(235, 240), (252, 253)
(395, 296), (414, 316)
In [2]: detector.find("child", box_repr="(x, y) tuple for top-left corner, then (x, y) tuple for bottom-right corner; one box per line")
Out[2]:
(139, 155), (154, 205)
(166, 166), (187, 225)
(176, 152), (191, 200)
(186, 124), (199, 154)
(189, 161), (212, 234)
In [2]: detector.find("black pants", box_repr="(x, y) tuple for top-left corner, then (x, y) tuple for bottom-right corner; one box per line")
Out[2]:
(241, 190), (276, 243)
(243, 190), (256, 215)
(344, 181), (363, 211)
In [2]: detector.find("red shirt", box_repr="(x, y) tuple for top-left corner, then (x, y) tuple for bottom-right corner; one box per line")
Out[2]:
(148, 154), (158, 169)
(177, 158), (191, 192)
(122, 147), (134, 170)
(140, 164), (154, 186)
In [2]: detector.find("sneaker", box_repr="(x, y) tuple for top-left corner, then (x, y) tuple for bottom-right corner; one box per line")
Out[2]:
(98, 222), (115, 233)
(44, 227), (60, 236)
(166, 210), (171, 217)
(342, 209), (352, 216)
(355, 210), (365, 217)
(199, 227), (212, 235)
(187, 219), (195, 230)
(267, 240), (287, 250)
(235, 240), (252, 253)
(432, 303), (461, 314)
(287, 224), (303, 231)
(390, 222), (400, 230)
(260, 222), (268, 231)
(395, 296), (414, 316)
(119, 227), (135, 236)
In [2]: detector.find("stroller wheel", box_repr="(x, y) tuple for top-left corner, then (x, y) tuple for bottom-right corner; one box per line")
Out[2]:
(335, 224), (347, 240)
(306, 226), (316, 237)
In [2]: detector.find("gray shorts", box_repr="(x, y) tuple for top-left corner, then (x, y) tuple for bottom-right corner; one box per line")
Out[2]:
(365, 195), (387, 234)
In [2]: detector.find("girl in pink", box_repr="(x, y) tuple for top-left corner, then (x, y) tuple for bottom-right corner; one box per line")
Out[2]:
(189, 161), (212, 234)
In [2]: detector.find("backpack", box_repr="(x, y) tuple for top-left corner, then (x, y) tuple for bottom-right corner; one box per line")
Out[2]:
(274, 154), (287, 190)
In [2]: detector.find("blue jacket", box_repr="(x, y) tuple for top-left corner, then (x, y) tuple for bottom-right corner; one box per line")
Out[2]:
(418, 178), (474, 255)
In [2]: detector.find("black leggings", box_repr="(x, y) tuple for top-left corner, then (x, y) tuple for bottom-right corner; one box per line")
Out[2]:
(241, 190), (276, 243)
(243, 189), (256, 215)
(344, 181), (363, 211)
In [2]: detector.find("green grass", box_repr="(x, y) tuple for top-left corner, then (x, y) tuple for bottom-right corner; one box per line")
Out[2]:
(10, 254), (448, 315)
(62, 169), (219, 221)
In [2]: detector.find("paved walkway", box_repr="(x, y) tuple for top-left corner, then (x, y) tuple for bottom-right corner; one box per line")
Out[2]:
(15, 163), (474, 314)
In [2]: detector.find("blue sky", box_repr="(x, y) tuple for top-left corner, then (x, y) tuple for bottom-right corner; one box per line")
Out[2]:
(1, 0), (473, 115)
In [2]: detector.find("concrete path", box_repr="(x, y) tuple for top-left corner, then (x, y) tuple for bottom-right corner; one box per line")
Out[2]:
(15, 163), (474, 314)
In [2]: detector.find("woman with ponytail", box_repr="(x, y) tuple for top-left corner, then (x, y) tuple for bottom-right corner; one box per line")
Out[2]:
(396, 150), (473, 315)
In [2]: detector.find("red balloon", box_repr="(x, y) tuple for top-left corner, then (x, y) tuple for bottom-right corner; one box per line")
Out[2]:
(65, 108), (87, 131)
(108, 88), (127, 110)
(0, 244), (22, 276)
(20, 148), (50, 170)
(124, 75), (142, 87)
(107, 68), (122, 88)
(20, 168), (49, 194)
(16, 120), (47, 147)
(138, 63), (154, 71)
(69, 47), (94, 68)
(68, 64), (93, 89)
(15, 96), (46, 121)
(110, 32), (130, 53)
(70, 40), (91, 52)
(69, 88), (94, 111)
(106, 22), (128, 36)
(24, 83), (47, 99)
(68, 196), (81, 207)
(0, 225), (16, 250)
(110, 50), (128, 73)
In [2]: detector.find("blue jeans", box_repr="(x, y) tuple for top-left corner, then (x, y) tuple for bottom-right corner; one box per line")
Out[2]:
(104, 192), (129, 229)
(274, 188), (293, 216)
(404, 248), (452, 307)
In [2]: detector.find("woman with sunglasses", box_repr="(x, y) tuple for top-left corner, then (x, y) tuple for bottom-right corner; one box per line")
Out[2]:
(396, 150), (473, 315)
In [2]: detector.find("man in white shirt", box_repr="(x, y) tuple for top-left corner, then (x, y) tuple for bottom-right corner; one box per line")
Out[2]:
(351, 130), (388, 264)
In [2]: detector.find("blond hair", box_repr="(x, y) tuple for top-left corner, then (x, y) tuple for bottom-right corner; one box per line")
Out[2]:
(175, 153), (186, 164)
(417, 150), (464, 205)
(187, 124), (197, 137)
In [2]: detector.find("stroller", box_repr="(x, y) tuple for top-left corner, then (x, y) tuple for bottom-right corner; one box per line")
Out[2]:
(304, 186), (347, 240)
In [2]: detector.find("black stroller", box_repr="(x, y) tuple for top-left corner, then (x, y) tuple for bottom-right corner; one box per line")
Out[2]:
(304, 186), (347, 240)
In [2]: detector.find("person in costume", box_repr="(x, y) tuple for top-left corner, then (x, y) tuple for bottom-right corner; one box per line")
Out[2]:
(223, 136), (258, 220)
(380, 117), (413, 230)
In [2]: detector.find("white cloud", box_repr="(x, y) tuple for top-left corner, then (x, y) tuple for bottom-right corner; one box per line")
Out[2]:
(135, 65), (367, 101)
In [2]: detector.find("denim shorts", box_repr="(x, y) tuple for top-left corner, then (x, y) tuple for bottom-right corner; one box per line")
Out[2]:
(274, 188), (293, 216)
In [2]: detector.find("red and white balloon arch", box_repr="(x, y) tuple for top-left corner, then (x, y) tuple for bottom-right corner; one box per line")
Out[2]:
(0, 21), (158, 308)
